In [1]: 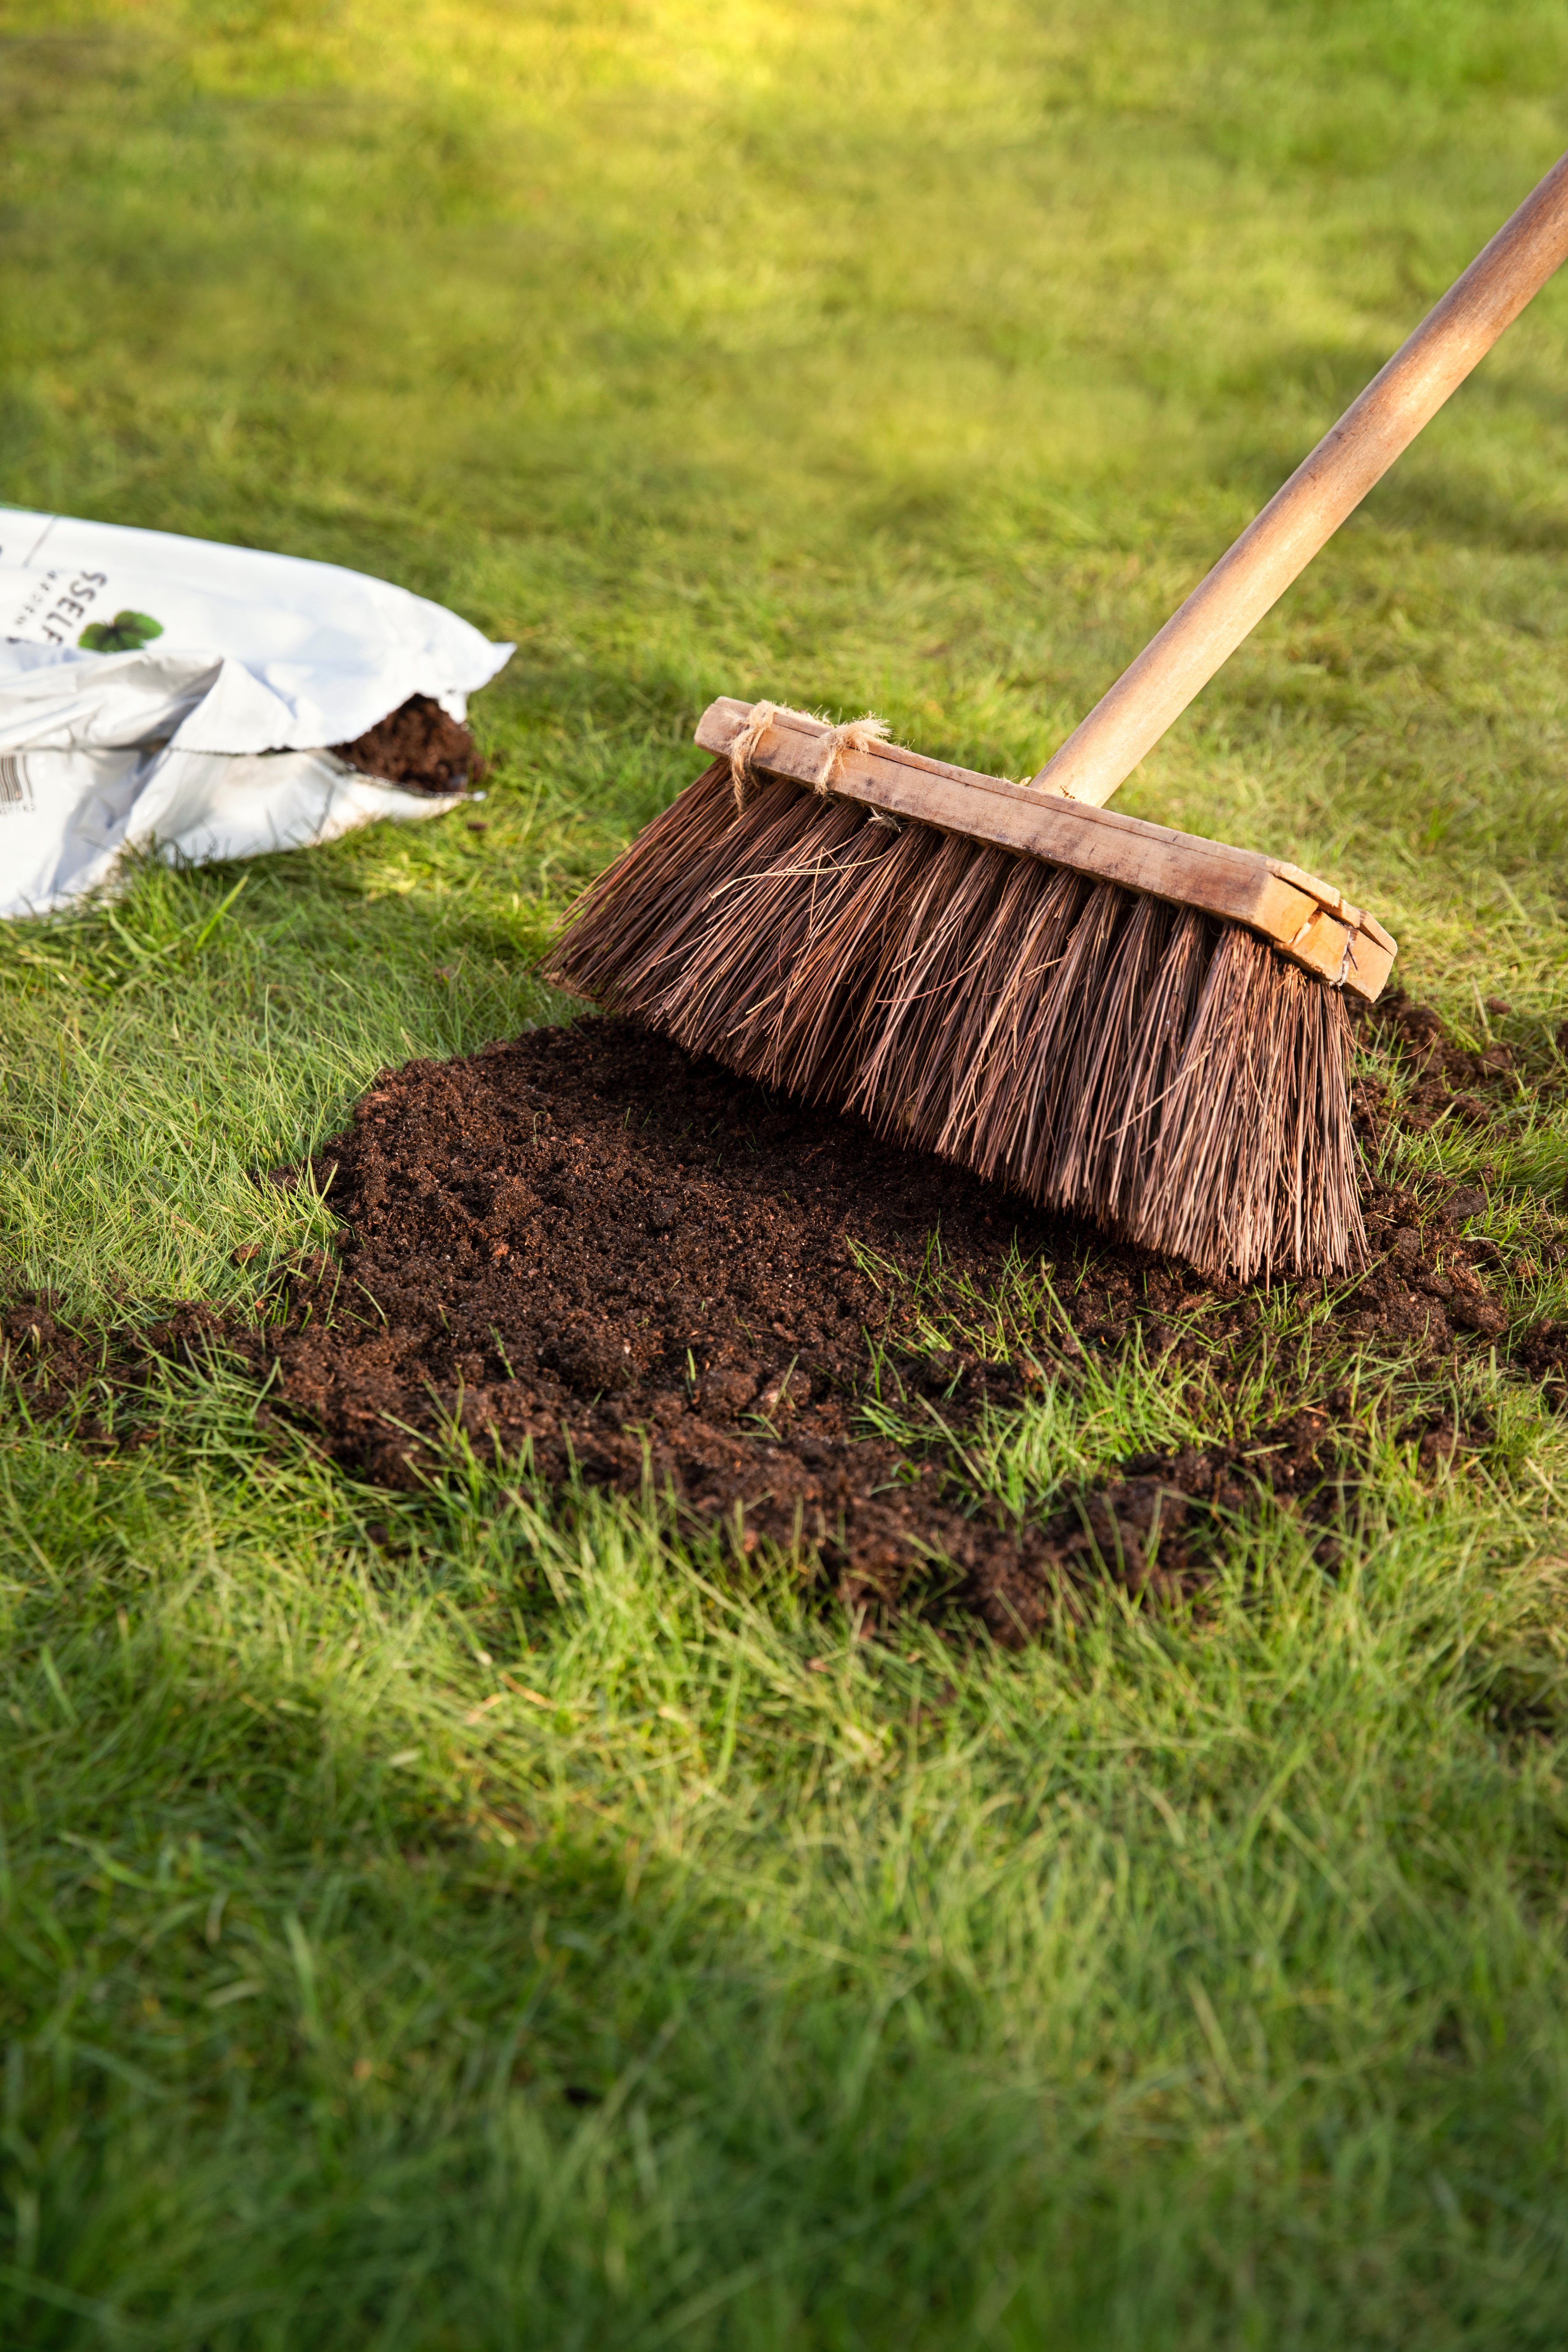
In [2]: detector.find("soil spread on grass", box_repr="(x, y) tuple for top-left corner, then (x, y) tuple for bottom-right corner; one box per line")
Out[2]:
(5, 991), (1545, 1644)
(332, 694), (486, 794)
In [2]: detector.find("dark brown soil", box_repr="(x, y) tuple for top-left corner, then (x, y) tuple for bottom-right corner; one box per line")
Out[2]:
(1357, 984), (1523, 1138)
(333, 693), (486, 794)
(4, 990), (1545, 1643)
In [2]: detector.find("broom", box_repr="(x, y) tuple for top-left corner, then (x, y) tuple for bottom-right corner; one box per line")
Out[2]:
(547, 151), (1568, 1280)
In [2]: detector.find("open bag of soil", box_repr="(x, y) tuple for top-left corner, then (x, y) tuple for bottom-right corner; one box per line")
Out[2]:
(0, 509), (510, 915)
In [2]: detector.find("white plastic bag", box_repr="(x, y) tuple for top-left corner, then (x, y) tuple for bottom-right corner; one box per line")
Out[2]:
(0, 509), (512, 916)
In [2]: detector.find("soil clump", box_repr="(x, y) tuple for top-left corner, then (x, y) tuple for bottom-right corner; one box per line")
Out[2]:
(333, 694), (486, 794)
(5, 991), (1543, 1642)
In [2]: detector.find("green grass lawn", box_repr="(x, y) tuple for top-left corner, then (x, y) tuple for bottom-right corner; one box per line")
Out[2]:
(5, 2), (1568, 2342)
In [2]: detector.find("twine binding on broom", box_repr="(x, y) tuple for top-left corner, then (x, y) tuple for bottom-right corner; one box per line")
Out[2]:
(813, 714), (889, 790)
(729, 703), (890, 810)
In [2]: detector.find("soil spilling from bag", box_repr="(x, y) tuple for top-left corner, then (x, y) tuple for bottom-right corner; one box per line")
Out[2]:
(334, 694), (485, 793)
(7, 990), (1549, 1643)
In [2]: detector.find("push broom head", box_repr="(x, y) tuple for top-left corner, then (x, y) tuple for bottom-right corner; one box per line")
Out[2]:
(544, 699), (1395, 1283)
(538, 150), (1568, 1277)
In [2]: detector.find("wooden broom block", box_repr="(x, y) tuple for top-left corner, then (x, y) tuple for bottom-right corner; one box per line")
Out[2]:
(694, 696), (1398, 1003)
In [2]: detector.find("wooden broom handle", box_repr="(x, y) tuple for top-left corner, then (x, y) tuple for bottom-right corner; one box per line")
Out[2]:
(1032, 148), (1568, 802)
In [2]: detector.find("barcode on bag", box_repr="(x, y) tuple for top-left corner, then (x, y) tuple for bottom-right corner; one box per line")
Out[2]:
(0, 755), (33, 813)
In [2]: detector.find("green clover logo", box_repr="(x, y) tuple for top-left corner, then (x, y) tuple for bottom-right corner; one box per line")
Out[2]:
(79, 609), (165, 653)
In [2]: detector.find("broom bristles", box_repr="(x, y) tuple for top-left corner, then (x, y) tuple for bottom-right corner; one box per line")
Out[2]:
(546, 757), (1365, 1281)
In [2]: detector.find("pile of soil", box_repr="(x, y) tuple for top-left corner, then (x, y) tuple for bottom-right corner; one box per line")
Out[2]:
(5, 994), (1540, 1642)
(332, 694), (485, 794)
(1349, 985), (1568, 1392)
